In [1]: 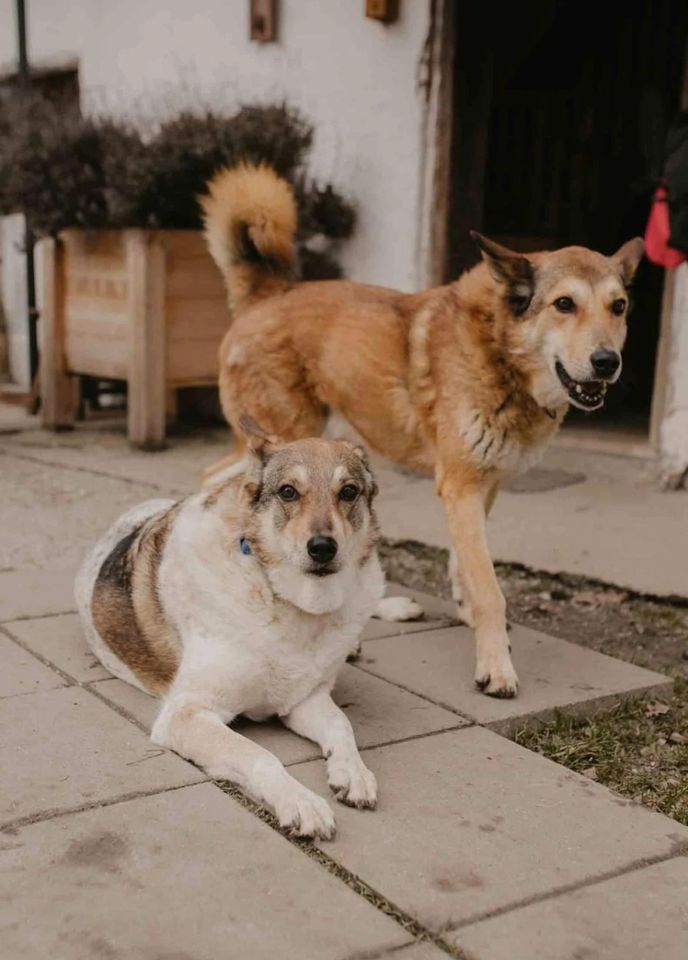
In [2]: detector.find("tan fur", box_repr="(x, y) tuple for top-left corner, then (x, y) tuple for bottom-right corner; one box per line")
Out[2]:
(200, 163), (297, 311)
(239, 425), (379, 574)
(91, 504), (182, 695)
(203, 163), (643, 697)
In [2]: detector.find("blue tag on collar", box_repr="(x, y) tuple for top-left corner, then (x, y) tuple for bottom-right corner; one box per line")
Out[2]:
(240, 537), (252, 556)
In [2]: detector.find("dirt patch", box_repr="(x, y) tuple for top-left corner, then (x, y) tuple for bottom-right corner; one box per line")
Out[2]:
(379, 537), (688, 826)
(379, 538), (688, 678)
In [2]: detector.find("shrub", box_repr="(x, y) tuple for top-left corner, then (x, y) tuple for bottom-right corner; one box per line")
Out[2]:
(0, 97), (354, 278)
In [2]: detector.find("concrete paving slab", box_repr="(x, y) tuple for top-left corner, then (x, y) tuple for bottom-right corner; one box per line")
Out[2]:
(0, 782), (407, 960)
(0, 633), (66, 698)
(451, 857), (688, 960)
(0, 566), (77, 621)
(363, 584), (456, 641)
(290, 728), (688, 932)
(2, 421), (223, 494)
(5, 613), (110, 682)
(357, 624), (672, 735)
(93, 664), (466, 765)
(0, 686), (204, 825)
(0, 449), (174, 576)
(0, 402), (39, 435)
(90, 677), (159, 727)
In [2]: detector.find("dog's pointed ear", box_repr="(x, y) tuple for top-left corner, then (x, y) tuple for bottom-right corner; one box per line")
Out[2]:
(239, 415), (284, 459)
(470, 231), (534, 315)
(611, 237), (644, 287)
(341, 440), (379, 501)
(346, 441), (369, 464)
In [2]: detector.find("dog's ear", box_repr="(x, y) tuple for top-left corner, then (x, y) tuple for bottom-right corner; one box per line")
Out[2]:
(239, 415), (284, 459)
(342, 440), (379, 502)
(611, 237), (644, 288)
(470, 231), (535, 315)
(344, 441), (369, 464)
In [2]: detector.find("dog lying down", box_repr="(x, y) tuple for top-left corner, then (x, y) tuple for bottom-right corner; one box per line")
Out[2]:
(75, 419), (421, 839)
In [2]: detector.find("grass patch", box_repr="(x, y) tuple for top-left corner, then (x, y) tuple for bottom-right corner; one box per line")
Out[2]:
(516, 679), (688, 825)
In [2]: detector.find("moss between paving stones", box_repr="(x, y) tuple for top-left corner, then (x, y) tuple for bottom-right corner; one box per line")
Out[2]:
(379, 538), (688, 827)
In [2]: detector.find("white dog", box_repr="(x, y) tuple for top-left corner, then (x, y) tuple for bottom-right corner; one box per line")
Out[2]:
(75, 418), (420, 839)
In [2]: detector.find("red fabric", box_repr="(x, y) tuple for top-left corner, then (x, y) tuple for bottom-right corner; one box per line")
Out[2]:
(645, 185), (686, 268)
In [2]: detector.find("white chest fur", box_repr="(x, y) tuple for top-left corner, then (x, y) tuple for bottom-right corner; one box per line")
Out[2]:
(158, 503), (383, 722)
(458, 407), (561, 476)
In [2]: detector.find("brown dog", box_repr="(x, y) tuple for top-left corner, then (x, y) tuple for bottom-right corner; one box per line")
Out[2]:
(201, 163), (644, 698)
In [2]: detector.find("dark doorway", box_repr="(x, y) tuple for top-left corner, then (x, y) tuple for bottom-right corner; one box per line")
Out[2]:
(446, 0), (688, 434)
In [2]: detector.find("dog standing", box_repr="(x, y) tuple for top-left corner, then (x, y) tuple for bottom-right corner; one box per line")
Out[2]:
(201, 163), (644, 698)
(76, 422), (395, 839)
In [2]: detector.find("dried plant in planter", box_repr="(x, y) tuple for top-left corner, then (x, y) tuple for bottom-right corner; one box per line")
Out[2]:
(1, 98), (355, 279)
(0, 92), (142, 236)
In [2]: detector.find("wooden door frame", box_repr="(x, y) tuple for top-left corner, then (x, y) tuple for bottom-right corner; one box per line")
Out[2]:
(418, 1), (500, 287)
(417, 0), (455, 289)
(649, 36), (688, 453)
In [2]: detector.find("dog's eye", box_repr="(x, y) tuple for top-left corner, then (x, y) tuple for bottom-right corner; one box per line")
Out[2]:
(611, 298), (627, 316)
(554, 296), (575, 313)
(339, 484), (359, 502)
(278, 485), (299, 502)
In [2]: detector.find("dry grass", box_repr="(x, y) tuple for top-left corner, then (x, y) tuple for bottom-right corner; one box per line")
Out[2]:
(516, 680), (688, 825)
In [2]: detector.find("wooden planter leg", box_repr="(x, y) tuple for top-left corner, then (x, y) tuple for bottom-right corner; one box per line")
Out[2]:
(126, 231), (167, 450)
(41, 237), (79, 430)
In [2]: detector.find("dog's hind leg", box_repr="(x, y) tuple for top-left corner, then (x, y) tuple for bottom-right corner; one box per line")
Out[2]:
(202, 436), (248, 487)
(152, 700), (335, 839)
(373, 596), (424, 622)
(283, 686), (377, 809)
(219, 342), (327, 444)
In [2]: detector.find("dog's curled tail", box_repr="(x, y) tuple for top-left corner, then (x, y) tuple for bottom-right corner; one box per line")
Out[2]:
(200, 162), (297, 311)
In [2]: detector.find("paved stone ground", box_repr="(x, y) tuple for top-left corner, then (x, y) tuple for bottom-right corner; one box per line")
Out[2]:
(1, 411), (687, 958)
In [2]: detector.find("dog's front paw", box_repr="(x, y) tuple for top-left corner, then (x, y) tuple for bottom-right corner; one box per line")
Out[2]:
(475, 652), (519, 698)
(328, 758), (377, 809)
(374, 596), (424, 622)
(274, 782), (336, 840)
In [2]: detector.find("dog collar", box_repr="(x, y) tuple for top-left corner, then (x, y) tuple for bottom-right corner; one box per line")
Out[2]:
(239, 537), (252, 556)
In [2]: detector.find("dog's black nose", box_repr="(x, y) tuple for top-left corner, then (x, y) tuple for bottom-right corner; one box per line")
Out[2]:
(590, 349), (620, 378)
(307, 535), (338, 564)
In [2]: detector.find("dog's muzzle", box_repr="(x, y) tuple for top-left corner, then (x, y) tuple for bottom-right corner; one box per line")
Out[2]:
(555, 360), (608, 411)
(306, 535), (338, 576)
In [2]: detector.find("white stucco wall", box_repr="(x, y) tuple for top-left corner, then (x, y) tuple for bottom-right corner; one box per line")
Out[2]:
(0, 0), (432, 292)
(658, 265), (688, 485)
(0, 215), (31, 388)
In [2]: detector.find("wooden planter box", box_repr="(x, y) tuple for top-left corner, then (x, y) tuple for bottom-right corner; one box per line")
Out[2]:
(40, 229), (228, 449)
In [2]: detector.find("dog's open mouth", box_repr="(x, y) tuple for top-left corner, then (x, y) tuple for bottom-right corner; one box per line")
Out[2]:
(555, 360), (608, 411)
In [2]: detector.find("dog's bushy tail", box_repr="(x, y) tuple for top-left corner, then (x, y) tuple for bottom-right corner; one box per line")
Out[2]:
(200, 163), (297, 311)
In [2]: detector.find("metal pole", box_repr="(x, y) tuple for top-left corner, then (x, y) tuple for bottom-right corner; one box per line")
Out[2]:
(15, 0), (40, 388)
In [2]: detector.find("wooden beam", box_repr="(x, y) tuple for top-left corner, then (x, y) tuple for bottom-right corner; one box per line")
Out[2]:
(365, 0), (400, 24)
(126, 231), (167, 450)
(40, 237), (79, 429)
(250, 0), (277, 42)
